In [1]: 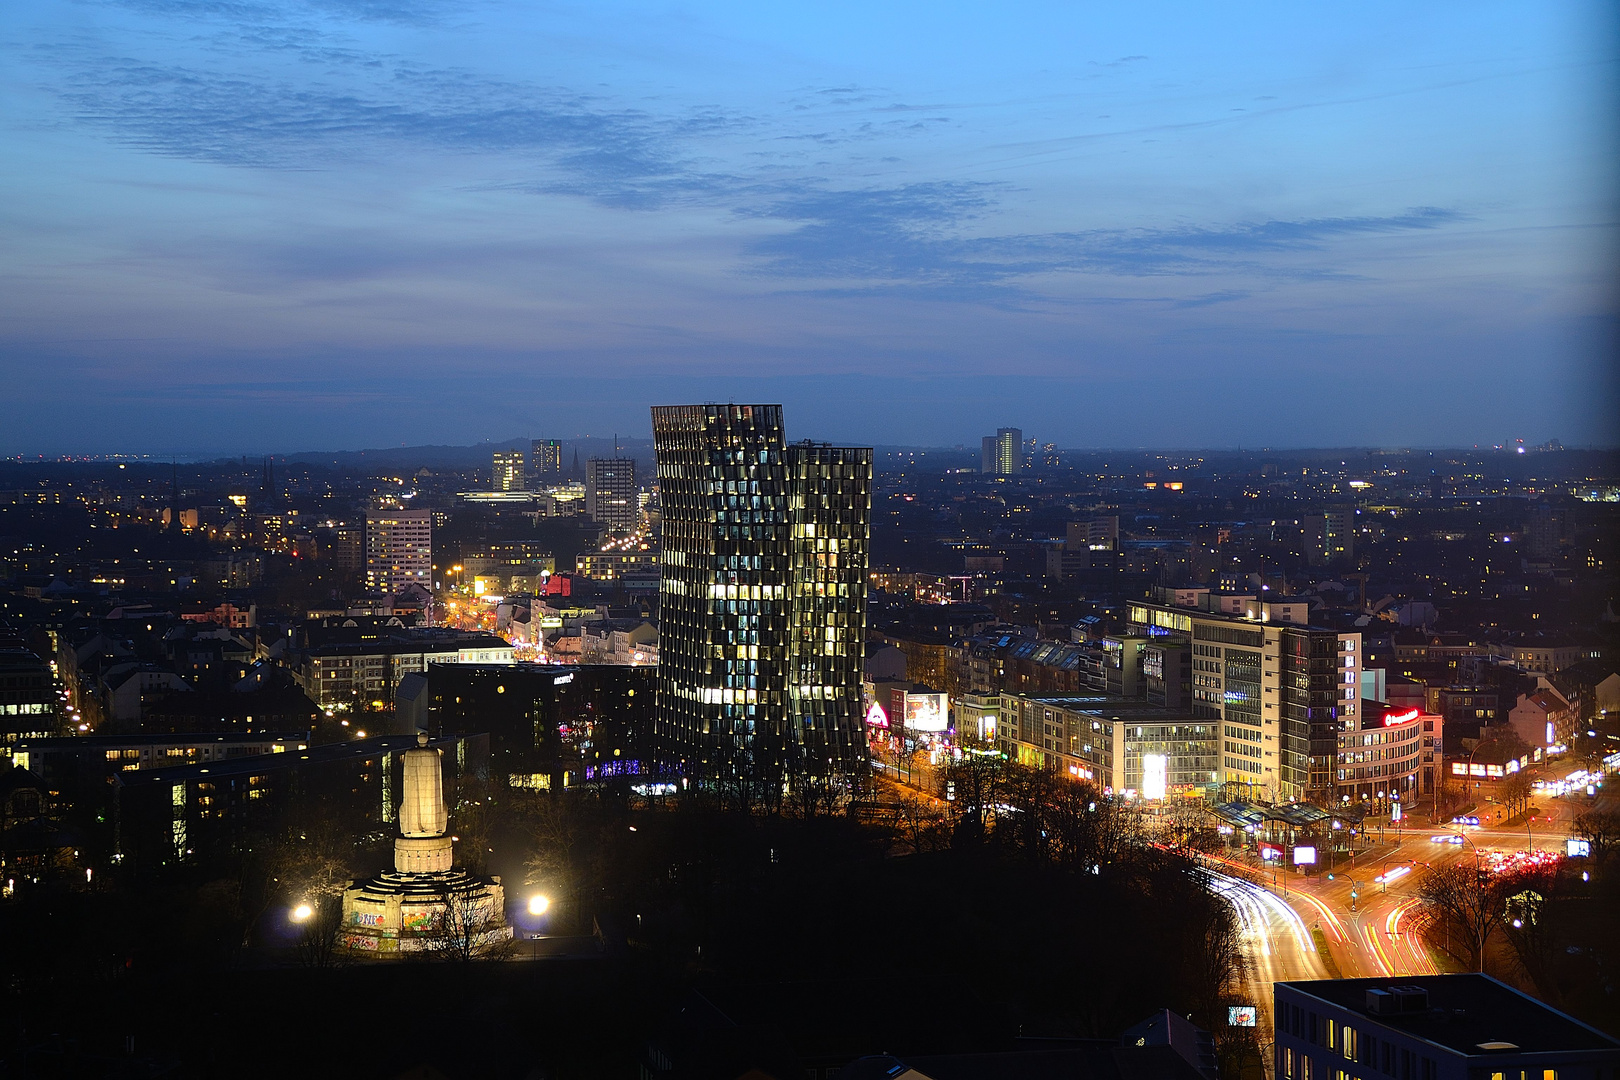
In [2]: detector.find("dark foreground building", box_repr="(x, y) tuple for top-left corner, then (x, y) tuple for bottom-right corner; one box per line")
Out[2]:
(114, 732), (486, 872)
(1275, 976), (1620, 1080)
(651, 404), (871, 780)
(411, 662), (653, 786)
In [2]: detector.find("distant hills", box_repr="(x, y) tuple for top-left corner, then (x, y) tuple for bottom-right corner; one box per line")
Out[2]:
(282, 436), (656, 471)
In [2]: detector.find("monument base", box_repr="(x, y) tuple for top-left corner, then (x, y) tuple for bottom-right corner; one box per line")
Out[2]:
(339, 870), (510, 956)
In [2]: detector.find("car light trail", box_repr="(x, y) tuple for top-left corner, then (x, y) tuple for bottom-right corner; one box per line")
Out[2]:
(1208, 870), (1314, 958)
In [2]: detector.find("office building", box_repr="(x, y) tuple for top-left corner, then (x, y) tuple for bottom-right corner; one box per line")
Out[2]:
(1, 646), (57, 757)
(529, 439), (563, 487)
(459, 540), (556, 581)
(1067, 517), (1120, 550)
(1335, 701), (1426, 811)
(576, 548), (659, 583)
(585, 458), (638, 534)
(291, 622), (513, 710)
(993, 693), (1218, 797)
(1524, 501), (1560, 558)
(1128, 594), (1357, 805)
(650, 404), (871, 780)
(980, 427), (1023, 475)
(365, 508), (432, 594)
(1275, 976), (1620, 1080)
(1308, 507), (1357, 566)
(327, 522), (365, 575)
(416, 662), (654, 784)
(492, 450), (525, 492)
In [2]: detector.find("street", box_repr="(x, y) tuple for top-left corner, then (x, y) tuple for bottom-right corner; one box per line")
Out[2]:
(1211, 785), (1595, 1071)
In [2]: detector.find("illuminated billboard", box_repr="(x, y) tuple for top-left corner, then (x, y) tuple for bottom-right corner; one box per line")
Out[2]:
(865, 702), (890, 729)
(904, 693), (948, 733)
(1141, 754), (1168, 800)
(1228, 1006), (1257, 1027)
(1293, 846), (1317, 865)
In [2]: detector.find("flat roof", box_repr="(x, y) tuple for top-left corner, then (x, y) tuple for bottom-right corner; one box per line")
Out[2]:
(1278, 976), (1620, 1056)
(1030, 696), (1200, 723)
(18, 731), (308, 749)
(114, 733), (472, 787)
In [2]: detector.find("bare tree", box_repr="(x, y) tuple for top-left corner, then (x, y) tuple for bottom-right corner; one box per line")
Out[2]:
(1417, 862), (1509, 972)
(418, 886), (513, 962)
(523, 791), (591, 931)
(241, 795), (356, 951)
(893, 792), (949, 854)
(1498, 772), (1533, 819)
(937, 752), (1003, 846)
(292, 895), (349, 969)
(1499, 866), (1563, 1004)
(1573, 807), (1620, 864)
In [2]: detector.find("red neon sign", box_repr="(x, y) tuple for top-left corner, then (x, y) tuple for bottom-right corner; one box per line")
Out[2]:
(1383, 708), (1420, 727)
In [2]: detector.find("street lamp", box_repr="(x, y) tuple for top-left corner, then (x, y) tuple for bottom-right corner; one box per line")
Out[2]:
(528, 894), (550, 916)
(291, 902), (313, 922)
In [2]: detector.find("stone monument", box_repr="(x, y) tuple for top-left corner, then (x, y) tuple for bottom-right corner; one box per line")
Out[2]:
(340, 733), (509, 955)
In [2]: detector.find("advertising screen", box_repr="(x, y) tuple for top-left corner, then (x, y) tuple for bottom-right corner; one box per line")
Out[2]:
(1567, 838), (1591, 858)
(1141, 754), (1168, 800)
(865, 702), (890, 728)
(1293, 846), (1317, 865)
(905, 693), (949, 733)
(1228, 1006), (1257, 1027)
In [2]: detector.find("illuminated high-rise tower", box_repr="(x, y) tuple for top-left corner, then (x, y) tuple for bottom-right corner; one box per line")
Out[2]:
(529, 439), (563, 487)
(980, 427), (1023, 475)
(365, 508), (432, 594)
(585, 458), (638, 533)
(650, 404), (871, 781)
(492, 450), (525, 492)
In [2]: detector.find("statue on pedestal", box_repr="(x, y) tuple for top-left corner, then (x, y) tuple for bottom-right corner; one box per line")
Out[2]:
(340, 733), (509, 956)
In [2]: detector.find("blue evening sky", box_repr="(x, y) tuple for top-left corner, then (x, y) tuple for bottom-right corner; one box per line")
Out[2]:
(1, 1), (1614, 453)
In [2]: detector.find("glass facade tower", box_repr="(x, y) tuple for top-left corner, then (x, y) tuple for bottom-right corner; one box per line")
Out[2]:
(651, 404), (871, 780)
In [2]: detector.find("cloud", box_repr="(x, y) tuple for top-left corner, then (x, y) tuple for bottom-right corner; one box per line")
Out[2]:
(96, 0), (454, 25)
(59, 57), (690, 178)
(743, 191), (1467, 294)
(28, 0), (1473, 307)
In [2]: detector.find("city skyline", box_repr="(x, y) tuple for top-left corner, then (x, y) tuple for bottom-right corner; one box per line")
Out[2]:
(2, 3), (1615, 454)
(1, 0), (1617, 1069)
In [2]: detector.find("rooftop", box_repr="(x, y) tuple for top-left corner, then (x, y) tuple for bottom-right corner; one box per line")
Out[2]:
(1278, 976), (1620, 1057)
(18, 731), (308, 749)
(114, 733), (468, 788)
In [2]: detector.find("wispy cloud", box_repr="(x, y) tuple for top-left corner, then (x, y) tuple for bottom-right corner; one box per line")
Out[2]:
(28, 0), (1473, 305)
(96, 0), (456, 25)
(743, 191), (1467, 294)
